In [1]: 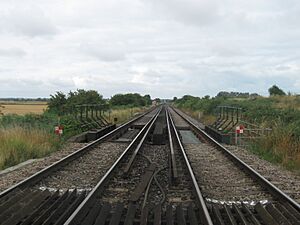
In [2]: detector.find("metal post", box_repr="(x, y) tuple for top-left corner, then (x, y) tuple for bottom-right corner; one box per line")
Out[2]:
(86, 105), (89, 120)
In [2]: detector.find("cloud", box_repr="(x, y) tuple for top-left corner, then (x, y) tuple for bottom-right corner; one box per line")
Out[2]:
(80, 43), (126, 62)
(0, 5), (58, 37)
(0, 0), (300, 98)
(0, 48), (26, 57)
(145, 0), (220, 26)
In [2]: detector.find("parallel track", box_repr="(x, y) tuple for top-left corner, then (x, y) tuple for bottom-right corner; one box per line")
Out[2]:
(64, 106), (214, 224)
(0, 106), (161, 225)
(169, 106), (300, 225)
(0, 104), (299, 225)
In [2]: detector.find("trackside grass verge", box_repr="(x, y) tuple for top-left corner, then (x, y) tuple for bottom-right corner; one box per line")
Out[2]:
(249, 125), (300, 171)
(105, 106), (148, 124)
(0, 125), (61, 170)
(0, 106), (148, 171)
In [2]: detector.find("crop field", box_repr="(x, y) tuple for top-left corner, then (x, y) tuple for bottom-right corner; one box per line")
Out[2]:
(0, 101), (48, 115)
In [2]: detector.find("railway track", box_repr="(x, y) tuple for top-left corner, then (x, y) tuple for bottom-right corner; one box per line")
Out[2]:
(0, 106), (161, 225)
(63, 106), (212, 225)
(0, 104), (299, 225)
(169, 106), (300, 225)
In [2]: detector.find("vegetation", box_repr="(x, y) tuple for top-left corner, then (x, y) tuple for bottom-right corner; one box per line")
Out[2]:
(217, 91), (259, 98)
(249, 124), (300, 170)
(268, 85), (286, 96)
(48, 89), (106, 115)
(0, 104), (3, 116)
(0, 103), (47, 115)
(0, 90), (151, 170)
(0, 97), (49, 102)
(0, 125), (60, 170)
(174, 86), (300, 171)
(105, 107), (146, 124)
(110, 93), (151, 107)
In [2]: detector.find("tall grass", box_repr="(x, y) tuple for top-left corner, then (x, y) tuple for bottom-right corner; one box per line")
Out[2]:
(178, 108), (216, 125)
(0, 125), (60, 170)
(0, 106), (148, 170)
(104, 107), (147, 124)
(248, 124), (300, 171)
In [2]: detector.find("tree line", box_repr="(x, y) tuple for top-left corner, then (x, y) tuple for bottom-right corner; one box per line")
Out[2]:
(48, 89), (152, 115)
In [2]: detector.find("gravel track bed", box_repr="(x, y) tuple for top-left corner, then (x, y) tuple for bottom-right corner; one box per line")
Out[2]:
(133, 107), (160, 126)
(174, 108), (205, 129)
(99, 147), (150, 207)
(0, 143), (88, 192)
(35, 142), (128, 191)
(99, 143), (195, 214)
(185, 143), (273, 202)
(140, 144), (169, 209)
(168, 108), (189, 128)
(224, 144), (300, 203)
(169, 107), (205, 129)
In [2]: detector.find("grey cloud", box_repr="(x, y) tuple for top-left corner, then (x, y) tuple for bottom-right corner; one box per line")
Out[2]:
(0, 48), (26, 57)
(0, 0), (299, 98)
(80, 43), (126, 62)
(145, 0), (220, 26)
(0, 6), (58, 37)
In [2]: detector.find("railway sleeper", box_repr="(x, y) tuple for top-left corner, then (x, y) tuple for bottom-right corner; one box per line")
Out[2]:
(0, 189), (86, 225)
(74, 202), (200, 225)
(208, 202), (300, 225)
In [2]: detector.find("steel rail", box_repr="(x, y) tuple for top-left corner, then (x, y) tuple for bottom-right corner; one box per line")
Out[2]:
(172, 106), (300, 212)
(123, 107), (162, 174)
(0, 106), (159, 198)
(166, 109), (178, 184)
(167, 108), (214, 225)
(64, 106), (162, 225)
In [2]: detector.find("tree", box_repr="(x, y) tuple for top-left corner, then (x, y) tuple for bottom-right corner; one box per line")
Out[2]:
(143, 94), (152, 105)
(67, 89), (105, 107)
(47, 89), (106, 115)
(110, 93), (151, 107)
(268, 85), (286, 96)
(48, 92), (67, 115)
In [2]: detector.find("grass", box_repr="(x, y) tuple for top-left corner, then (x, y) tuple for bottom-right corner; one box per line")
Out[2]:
(0, 106), (147, 170)
(179, 108), (216, 125)
(249, 125), (300, 171)
(0, 101), (48, 115)
(104, 107), (147, 124)
(0, 125), (60, 170)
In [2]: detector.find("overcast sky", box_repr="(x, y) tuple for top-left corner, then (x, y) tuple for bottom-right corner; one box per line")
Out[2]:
(0, 0), (299, 98)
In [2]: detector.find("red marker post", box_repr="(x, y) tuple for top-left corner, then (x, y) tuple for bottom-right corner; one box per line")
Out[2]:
(235, 125), (244, 145)
(54, 125), (64, 136)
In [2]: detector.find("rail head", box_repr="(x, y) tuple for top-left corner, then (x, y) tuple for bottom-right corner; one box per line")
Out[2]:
(171, 106), (300, 212)
(167, 108), (214, 225)
(166, 110), (178, 183)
